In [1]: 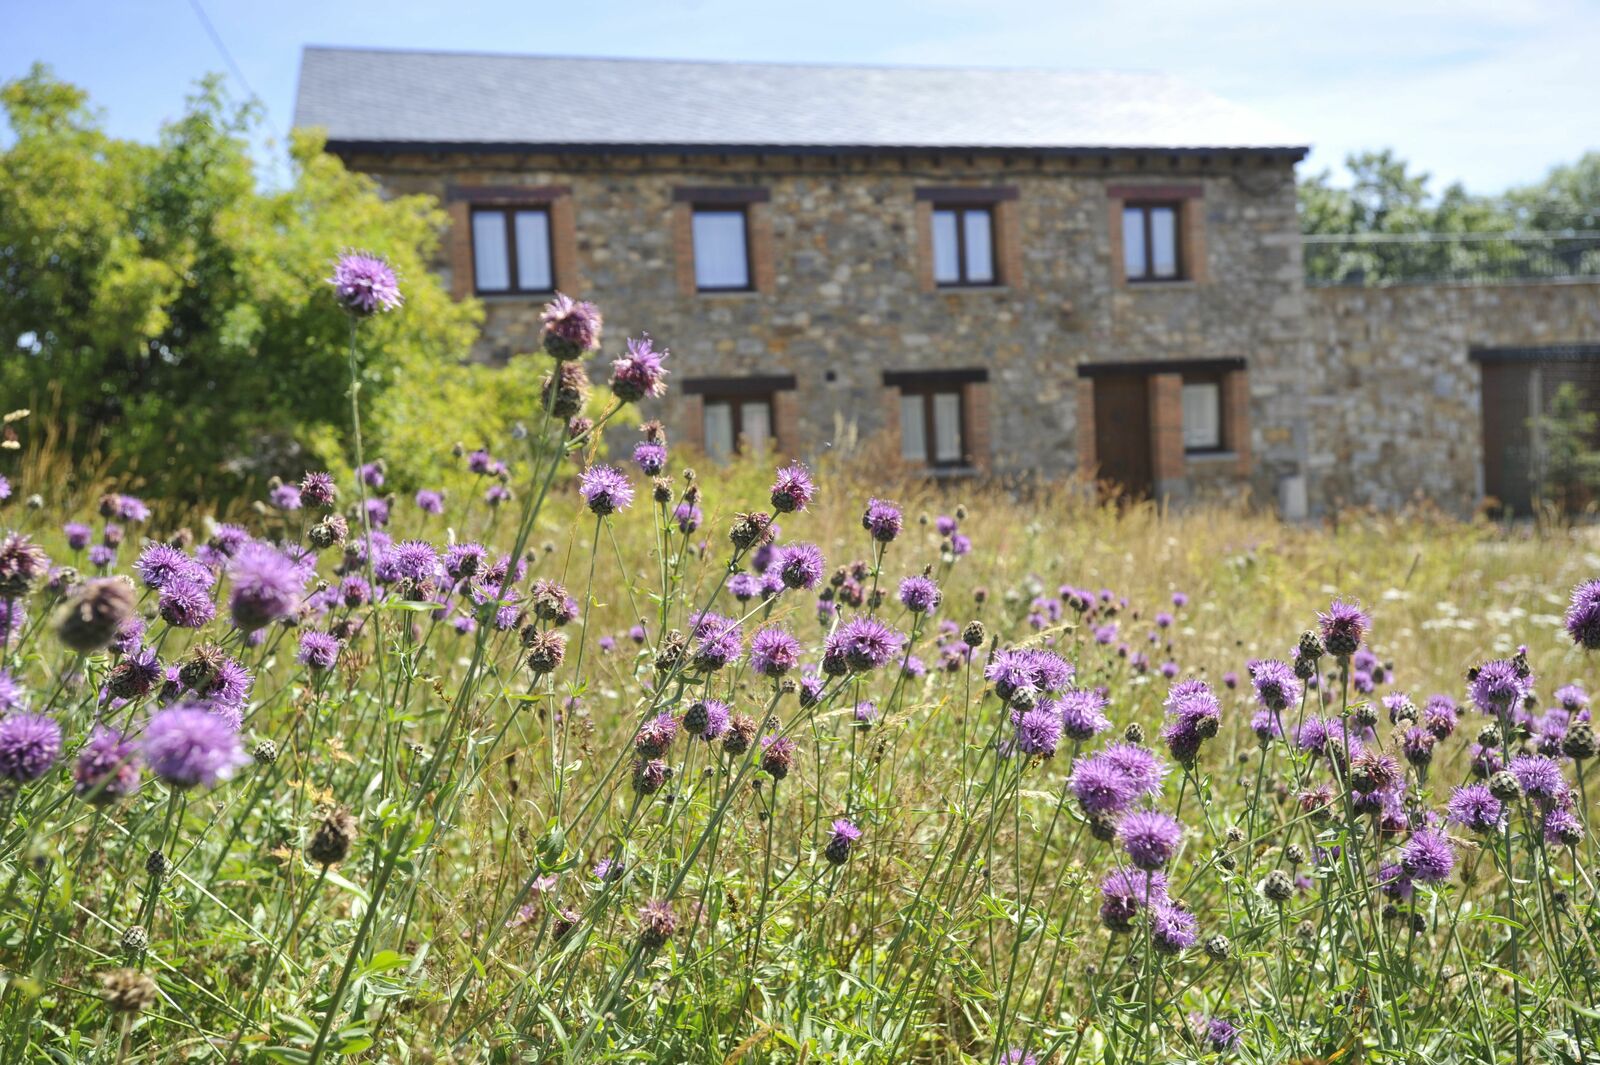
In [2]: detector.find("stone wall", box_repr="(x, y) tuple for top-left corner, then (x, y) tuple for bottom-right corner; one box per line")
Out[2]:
(340, 148), (1306, 496)
(1305, 281), (1600, 514)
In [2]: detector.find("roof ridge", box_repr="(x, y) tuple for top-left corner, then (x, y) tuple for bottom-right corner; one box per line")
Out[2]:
(297, 44), (1172, 80)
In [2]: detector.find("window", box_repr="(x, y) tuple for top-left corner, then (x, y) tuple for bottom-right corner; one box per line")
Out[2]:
(702, 395), (773, 461)
(1122, 203), (1182, 282)
(1181, 377), (1224, 452)
(931, 206), (996, 286)
(471, 207), (553, 294)
(692, 209), (752, 291)
(899, 387), (966, 467)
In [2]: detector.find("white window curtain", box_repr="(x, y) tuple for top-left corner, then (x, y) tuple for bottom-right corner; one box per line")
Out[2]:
(900, 394), (927, 462)
(703, 402), (734, 462)
(1121, 207), (1147, 280)
(513, 210), (552, 291)
(692, 211), (750, 289)
(472, 211), (510, 291)
(933, 392), (963, 462)
(931, 210), (961, 284)
(962, 211), (994, 283)
(740, 401), (772, 455)
(1150, 207), (1179, 278)
(1181, 382), (1222, 450)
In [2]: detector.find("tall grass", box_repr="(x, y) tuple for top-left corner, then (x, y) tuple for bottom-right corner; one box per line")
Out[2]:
(1, 312), (1599, 1064)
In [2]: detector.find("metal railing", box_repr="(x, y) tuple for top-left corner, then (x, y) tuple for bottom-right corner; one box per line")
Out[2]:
(1303, 231), (1600, 287)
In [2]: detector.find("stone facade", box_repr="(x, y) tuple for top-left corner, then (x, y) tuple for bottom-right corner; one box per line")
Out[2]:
(338, 147), (1308, 501)
(1304, 281), (1600, 513)
(333, 144), (1600, 518)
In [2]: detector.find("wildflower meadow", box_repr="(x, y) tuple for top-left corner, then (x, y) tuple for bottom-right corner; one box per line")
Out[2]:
(3, 260), (1600, 1064)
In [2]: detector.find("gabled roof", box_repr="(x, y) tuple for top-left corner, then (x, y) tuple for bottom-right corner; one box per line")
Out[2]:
(294, 47), (1308, 157)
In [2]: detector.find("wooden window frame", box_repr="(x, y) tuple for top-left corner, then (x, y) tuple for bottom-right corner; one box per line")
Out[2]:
(690, 206), (755, 293)
(1122, 201), (1185, 283)
(931, 204), (998, 288)
(469, 205), (555, 297)
(701, 391), (776, 458)
(898, 383), (968, 468)
(1180, 371), (1228, 455)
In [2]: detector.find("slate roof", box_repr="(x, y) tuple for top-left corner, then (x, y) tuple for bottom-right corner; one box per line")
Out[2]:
(294, 47), (1307, 156)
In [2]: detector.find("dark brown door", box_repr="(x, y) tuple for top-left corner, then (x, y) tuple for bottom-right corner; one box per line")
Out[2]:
(1093, 373), (1153, 498)
(1481, 355), (1600, 515)
(1480, 361), (1535, 515)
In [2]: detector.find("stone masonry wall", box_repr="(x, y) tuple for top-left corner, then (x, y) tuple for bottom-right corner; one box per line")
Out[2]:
(1305, 281), (1600, 514)
(341, 148), (1307, 499)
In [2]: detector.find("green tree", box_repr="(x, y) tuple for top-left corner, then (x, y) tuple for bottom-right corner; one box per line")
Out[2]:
(0, 65), (494, 501)
(1530, 382), (1600, 514)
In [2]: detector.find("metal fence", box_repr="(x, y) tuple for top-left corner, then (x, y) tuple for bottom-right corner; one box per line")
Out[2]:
(1303, 232), (1600, 287)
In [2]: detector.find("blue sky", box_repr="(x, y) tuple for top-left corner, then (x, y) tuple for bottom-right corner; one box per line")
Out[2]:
(4, 0), (1597, 193)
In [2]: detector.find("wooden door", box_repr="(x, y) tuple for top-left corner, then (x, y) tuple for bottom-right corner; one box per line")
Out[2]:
(1093, 374), (1154, 498)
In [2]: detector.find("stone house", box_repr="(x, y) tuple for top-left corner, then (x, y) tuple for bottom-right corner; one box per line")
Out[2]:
(295, 47), (1600, 515)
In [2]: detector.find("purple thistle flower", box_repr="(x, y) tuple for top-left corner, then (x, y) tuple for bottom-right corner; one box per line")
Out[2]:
(1099, 866), (1168, 932)
(759, 734), (798, 779)
(634, 712), (681, 757)
(539, 293), (602, 356)
(297, 631), (341, 672)
(825, 818), (862, 865)
(1566, 580), (1600, 650)
(727, 572), (763, 602)
(158, 581), (216, 629)
(1013, 704), (1063, 757)
(750, 626), (802, 677)
(0, 713), (62, 784)
(684, 699), (731, 742)
(1509, 754), (1567, 806)
(1101, 741), (1169, 797)
(610, 334), (669, 402)
(329, 252), (403, 316)
(861, 498), (903, 543)
(690, 611), (743, 672)
(633, 442), (668, 476)
(141, 705), (247, 789)
(1318, 597), (1370, 658)
(228, 543), (306, 631)
(1000, 1053), (1037, 1065)
(770, 464), (817, 514)
(136, 544), (214, 592)
(363, 496), (390, 528)
(579, 465), (634, 516)
(1149, 902), (1199, 954)
(443, 542), (487, 583)
(1118, 810), (1183, 870)
(1068, 753), (1139, 816)
(269, 483), (302, 511)
(1447, 784), (1504, 834)
(1544, 805), (1584, 847)
(824, 617), (905, 674)
(414, 489), (445, 515)
(63, 522), (93, 551)
(0, 670), (25, 714)
(73, 728), (141, 806)
(301, 471), (337, 508)
(1400, 828), (1455, 883)
(1250, 659), (1300, 713)
(1054, 688), (1112, 741)
(774, 543), (826, 591)
(86, 544), (115, 570)
(897, 575), (941, 615)
(1556, 684), (1590, 715)
(1469, 659), (1530, 715)
(374, 539), (439, 586)
(111, 615), (145, 656)
(1251, 709), (1283, 743)
(986, 648), (1075, 703)
(673, 502), (702, 534)
(1190, 1015), (1240, 1052)
(1423, 694), (1460, 738)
